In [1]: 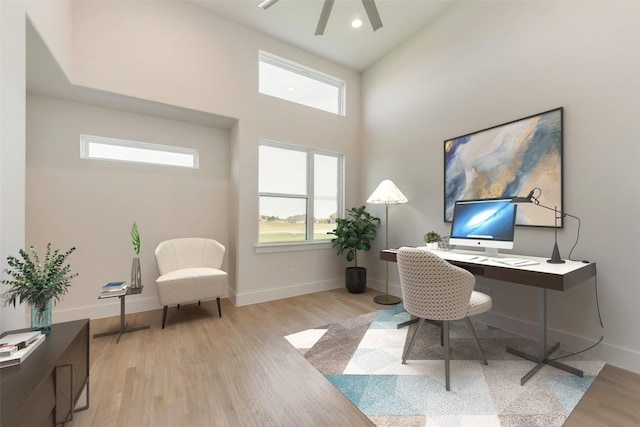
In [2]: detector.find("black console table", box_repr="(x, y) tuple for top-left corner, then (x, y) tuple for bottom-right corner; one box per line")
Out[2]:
(0, 319), (90, 427)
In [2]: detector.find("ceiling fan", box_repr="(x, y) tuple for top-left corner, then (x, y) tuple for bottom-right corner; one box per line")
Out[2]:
(258, 0), (383, 36)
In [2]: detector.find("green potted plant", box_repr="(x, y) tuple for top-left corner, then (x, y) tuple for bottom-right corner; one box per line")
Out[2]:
(424, 231), (442, 250)
(1, 243), (78, 335)
(328, 205), (380, 293)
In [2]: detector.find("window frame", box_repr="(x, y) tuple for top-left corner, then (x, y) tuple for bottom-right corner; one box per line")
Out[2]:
(258, 50), (346, 116)
(257, 140), (344, 251)
(80, 134), (199, 169)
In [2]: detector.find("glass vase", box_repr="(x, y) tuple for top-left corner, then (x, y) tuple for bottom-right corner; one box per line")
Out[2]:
(131, 257), (142, 289)
(31, 299), (52, 335)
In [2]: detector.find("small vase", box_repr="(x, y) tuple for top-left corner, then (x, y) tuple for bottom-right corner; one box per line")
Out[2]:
(31, 299), (52, 335)
(131, 257), (142, 289)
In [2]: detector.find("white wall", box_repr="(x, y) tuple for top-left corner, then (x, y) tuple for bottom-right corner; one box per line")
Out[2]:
(362, 1), (640, 371)
(1, 1), (27, 331)
(68, 0), (363, 306)
(0, 0), (363, 326)
(26, 94), (230, 321)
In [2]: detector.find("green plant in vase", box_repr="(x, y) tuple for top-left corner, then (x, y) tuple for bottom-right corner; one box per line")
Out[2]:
(130, 222), (142, 289)
(1, 243), (78, 335)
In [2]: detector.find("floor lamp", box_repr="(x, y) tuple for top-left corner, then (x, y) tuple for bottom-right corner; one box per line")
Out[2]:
(367, 179), (408, 305)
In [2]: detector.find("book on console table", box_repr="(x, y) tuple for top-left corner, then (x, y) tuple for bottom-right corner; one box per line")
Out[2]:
(0, 331), (45, 368)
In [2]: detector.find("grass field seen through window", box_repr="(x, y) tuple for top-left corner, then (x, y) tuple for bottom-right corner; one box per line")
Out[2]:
(259, 220), (335, 243)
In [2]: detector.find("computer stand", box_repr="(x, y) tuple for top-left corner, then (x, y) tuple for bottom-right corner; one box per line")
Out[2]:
(506, 288), (583, 385)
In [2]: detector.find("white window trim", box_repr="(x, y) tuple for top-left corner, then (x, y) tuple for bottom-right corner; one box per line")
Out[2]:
(258, 50), (346, 116)
(257, 139), (344, 250)
(80, 134), (199, 169)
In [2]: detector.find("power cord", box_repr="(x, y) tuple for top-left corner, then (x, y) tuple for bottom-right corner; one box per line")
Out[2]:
(549, 263), (604, 360)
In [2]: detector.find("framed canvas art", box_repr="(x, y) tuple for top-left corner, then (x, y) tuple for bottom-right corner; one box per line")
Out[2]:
(444, 107), (563, 227)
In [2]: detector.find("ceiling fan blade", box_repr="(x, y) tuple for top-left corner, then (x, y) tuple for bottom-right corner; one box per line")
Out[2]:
(361, 0), (383, 31)
(315, 0), (335, 36)
(258, 0), (279, 10)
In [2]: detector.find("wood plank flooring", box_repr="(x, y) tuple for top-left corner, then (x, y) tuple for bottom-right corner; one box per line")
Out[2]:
(73, 288), (640, 426)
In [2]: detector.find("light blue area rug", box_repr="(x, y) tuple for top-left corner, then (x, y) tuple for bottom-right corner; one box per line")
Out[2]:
(285, 305), (604, 426)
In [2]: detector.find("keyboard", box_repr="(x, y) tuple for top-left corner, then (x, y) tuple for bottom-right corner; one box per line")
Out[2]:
(445, 253), (487, 261)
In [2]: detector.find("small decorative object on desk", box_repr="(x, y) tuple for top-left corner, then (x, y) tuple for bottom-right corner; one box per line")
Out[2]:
(438, 236), (455, 251)
(1, 243), (78, 335)
(130, 221), (142, 289)
(423, 231), (442, 250)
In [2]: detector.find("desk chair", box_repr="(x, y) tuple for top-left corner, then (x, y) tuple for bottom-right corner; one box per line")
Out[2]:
(155, 238), (228, 329)
(396, 247), (492, 391)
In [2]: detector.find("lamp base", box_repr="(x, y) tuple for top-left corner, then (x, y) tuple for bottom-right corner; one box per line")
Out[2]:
(547, 242), (565, 264)
(374, 294), (401, 305)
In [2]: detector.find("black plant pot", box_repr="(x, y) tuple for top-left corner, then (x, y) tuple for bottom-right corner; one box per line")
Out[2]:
(345, 266), (367, 293)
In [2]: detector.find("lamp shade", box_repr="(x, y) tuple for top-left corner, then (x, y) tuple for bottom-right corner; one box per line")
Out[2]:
(366, 180), (408, 205)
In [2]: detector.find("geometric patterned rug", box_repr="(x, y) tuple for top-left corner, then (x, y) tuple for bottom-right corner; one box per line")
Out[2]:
(285, 305), (605, 427)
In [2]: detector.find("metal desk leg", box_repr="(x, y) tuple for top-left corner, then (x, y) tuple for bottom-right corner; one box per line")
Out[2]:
(506, 288), (583, 385)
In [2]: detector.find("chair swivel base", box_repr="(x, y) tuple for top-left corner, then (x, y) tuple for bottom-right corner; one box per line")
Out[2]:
(374, 294), (401, 305)
(507, 342), (584, 385)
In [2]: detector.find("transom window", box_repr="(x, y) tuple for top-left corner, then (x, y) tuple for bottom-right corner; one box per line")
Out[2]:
(80, 134), (199, 169)
(258, 50), (345, 116)
(258, 141), (343, 244)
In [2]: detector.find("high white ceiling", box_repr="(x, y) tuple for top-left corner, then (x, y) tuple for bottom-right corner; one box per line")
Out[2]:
(192, 0), (455, 71)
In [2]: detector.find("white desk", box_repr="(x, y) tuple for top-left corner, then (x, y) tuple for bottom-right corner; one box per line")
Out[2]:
(381, 248), (597, 385)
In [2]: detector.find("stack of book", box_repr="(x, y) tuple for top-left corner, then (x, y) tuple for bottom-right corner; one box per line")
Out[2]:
(0, 330), (45, 368)
(99, 281), (129, 298)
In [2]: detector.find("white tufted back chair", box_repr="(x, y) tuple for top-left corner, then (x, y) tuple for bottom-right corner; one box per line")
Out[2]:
(396, 247), (492, 391)
(155, 238), (228, 329)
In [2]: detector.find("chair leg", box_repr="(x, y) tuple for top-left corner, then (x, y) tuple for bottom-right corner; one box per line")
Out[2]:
(216, 297), (222, 318)
(465, 317), (488, 365)
(162, 306), (168, 329)
(177, 304), (180, 310)
(198, 300), (201, 306)
(444, 320), (450, 391)
(402, 318), (425, 364)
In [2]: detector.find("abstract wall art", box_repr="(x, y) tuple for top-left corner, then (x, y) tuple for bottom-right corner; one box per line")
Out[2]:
(444, 107), (563, 227)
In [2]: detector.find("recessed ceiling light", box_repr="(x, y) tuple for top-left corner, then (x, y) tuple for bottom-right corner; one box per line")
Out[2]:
(351, 18), (363, 29)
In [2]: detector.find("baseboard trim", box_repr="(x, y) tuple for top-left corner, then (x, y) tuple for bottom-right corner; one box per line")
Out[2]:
(234, 279), (343, 306)
(52, 296), (161, 323)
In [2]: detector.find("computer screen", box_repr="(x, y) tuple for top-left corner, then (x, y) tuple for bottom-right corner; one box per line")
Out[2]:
(449, 198), (517, 255)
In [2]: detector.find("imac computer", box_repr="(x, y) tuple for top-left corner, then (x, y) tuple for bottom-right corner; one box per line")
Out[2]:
(449, 198), (518, 256)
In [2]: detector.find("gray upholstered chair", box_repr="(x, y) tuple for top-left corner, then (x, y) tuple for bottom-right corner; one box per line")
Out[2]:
(154, 238), (228, 329)
(396, 247), (492, 391)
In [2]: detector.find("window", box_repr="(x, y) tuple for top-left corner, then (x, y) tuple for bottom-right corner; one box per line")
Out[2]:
(258, 50), (345, 116)
(80, 134), (199, 169)
(258, 141), (343, 244)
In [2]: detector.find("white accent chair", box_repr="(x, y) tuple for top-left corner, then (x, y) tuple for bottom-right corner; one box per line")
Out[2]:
(154, 238), (228, 329)
(396, 247), (492, 391)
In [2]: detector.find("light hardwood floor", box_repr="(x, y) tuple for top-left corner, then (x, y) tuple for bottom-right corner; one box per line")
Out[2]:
(74, 288), (640, 426)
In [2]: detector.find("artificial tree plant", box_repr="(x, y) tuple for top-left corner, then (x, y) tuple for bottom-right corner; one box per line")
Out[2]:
(328, 205), (380, 293)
